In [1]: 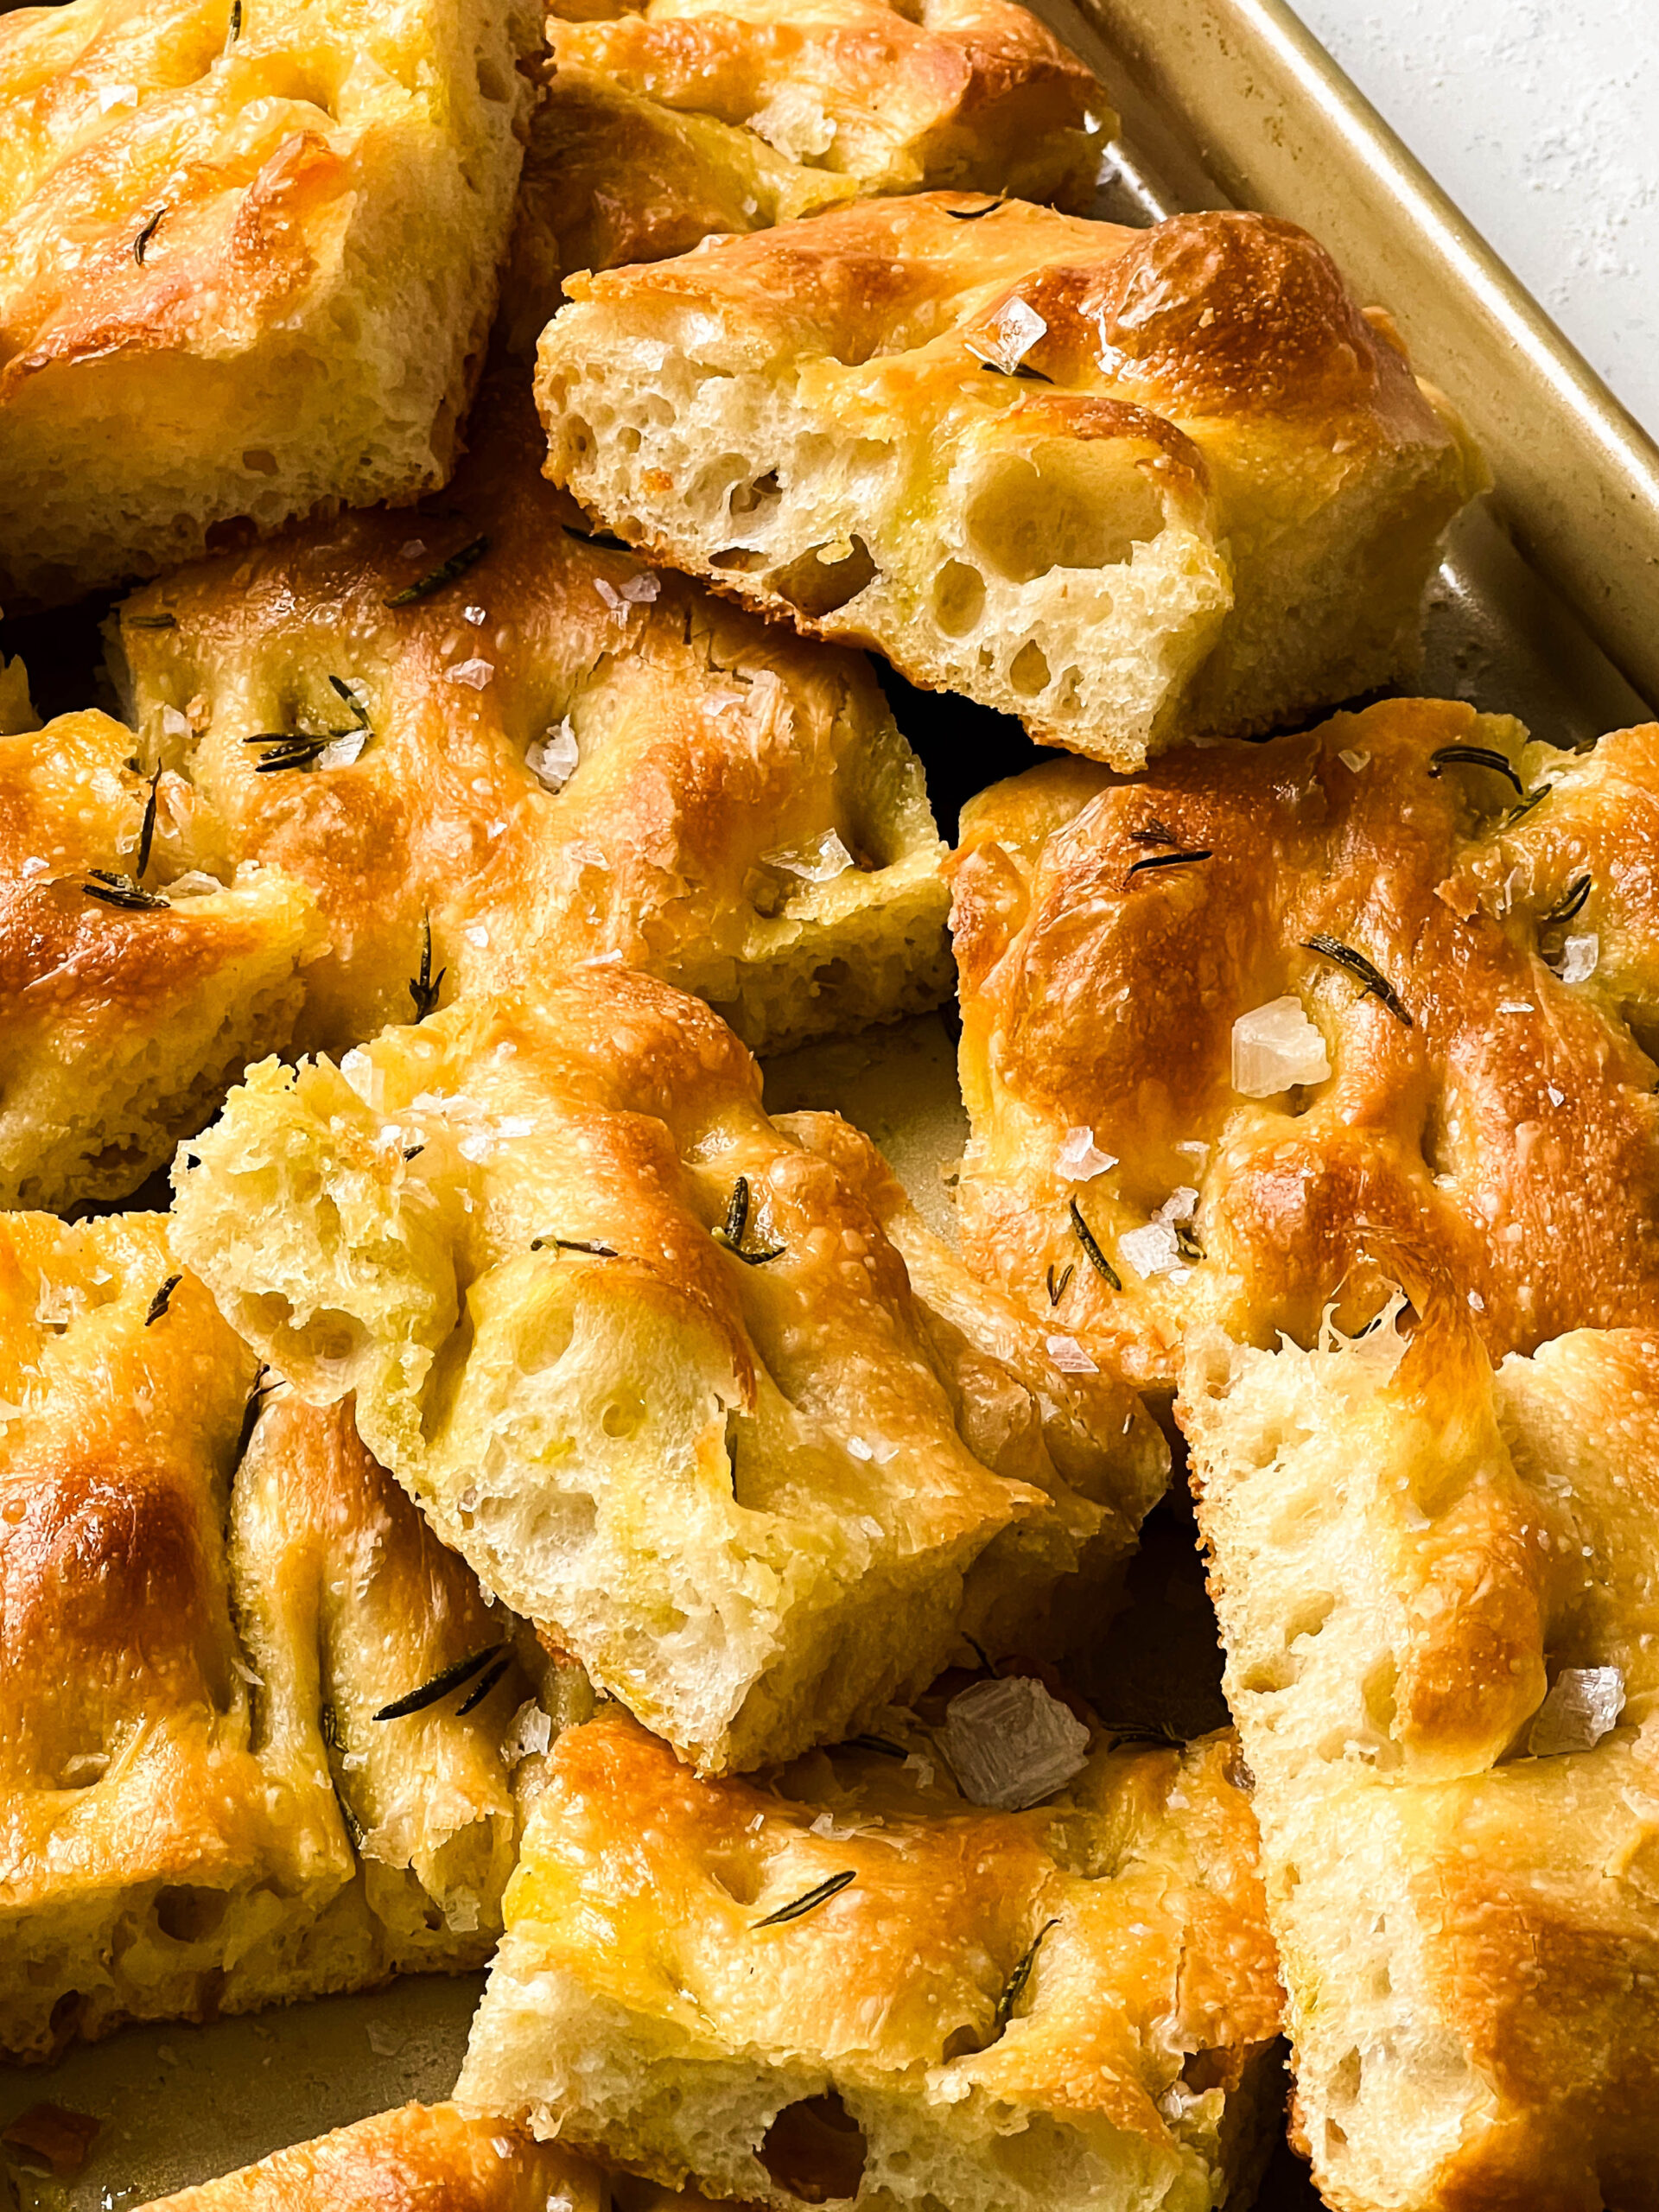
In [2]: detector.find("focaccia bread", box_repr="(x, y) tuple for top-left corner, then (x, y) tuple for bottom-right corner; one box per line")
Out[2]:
(948, 696), (1659, 1391)
(113, 383), (950, 1065)
(0, 706), (318, 1211)
(168, 966), (1167, 1774)
(535, 198), (1484, 766)
(139, 2103), (607, 2212)
(1180, 1293), (1659, 2210)
(0, 0), (539, 607)
(505, 0), (1112, 346)
(458, 1705), (1284, 2212)
(0, 1209), (575, 2063)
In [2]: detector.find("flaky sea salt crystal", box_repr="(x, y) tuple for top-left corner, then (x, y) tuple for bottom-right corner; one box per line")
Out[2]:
(747, 83), (837, 158)
(971, 296), (1048, 372)
(162, 704), (191, 741)
(501, 1700), (554, 1765)
(1528, 1666), (1624, 1756)
(762, 828), (855, 883)
(1338, 748), (1370, 772)
(166, 870), (226, 897)
(316, 729), (367, 770)
(1231, 996), (1332, 1096)
(1056, 1126), (1116, 1179)
(446, 658), (493, 689)
(1121, 1222), (1183, 1281)
(1559, 933), (1599, 984)
(939, 1675), (1090, 1810)
(526, 721), (579, 794)
(463, 603), (486, 626)
(621, 573), (659, 604)
(445, 1888), (480, 1934)
(1045, 1332), (1097, 1375)
(365, 2021), (404, 2056)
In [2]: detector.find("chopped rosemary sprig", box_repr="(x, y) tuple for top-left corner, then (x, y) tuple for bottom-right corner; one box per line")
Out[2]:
(235, 1367), (281, 1459)
(1046, 1261), (1073, 1306)
(144, 1273), (180, 1326)
(753, 1868), (855, 1929)
(408, 916), (444, 1020)
(1541, 874), (1592, 926)
(530, 1236), (619, 1257)
(385, 533), (489, 606)
(320, 1701), (344, 1752)
(134, 208), (164, 264)
(1068, 1198), (1121, 1291)
(978, 360), (1053, 384)
(1173, 1223), (1204, 1263)
(134, 762), (163, 881)
(455, 1652), (512, 1716)
(1126, 848), (1211, 879)
(561, 523), (630, 551)
(948, 197), (1005, 220)
(1504, 785), (1552, 828)
(329, 674), (369, 728)
(1427, 744), (1523, 797)
(124, 612), (177, 630)
(82, 869), (168, 912)
(1302, 933), (1413, 1028)
(1128, 818), (1179, 849)
(403, 1143), (424, 1161)
(847, 1733), (906, 1759)
(374, 1642), (505, 1723)
(225, 0), (240, 44)
(246, 734), (331, 774)
(712, 1173), (785, 1264)
(993, 1918), (1058, 2037)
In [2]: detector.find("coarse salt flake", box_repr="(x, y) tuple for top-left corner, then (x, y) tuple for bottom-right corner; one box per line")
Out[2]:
(972, 296), (1047, 372)
(1338, 748), (1370, 772)
(1056, 1126), (1116, 1179)
(1528, 1665), (1624, 1757)
(939, 1674), (1090, 1810)
(446, 658), (493, 690)
(526, 721), (579, 794)
(162, 705), (191, 741)
(1497, 1000), (1535, 1014)
(365, 2022), (404, 2056)
(316, 728), (367, 770)
(166, 870), (225, 897)
(1120, 1222), (1183, 1281)
(1559, 933), (1599, 984)
(501, 1701), (554, 1764)
(1045, 1332), (1097, 1375)
(621, 573), (660, 604)
(1231, 996), (1332, 1096)
(463, 604), (486, 626)
(761, 828), (855, 884)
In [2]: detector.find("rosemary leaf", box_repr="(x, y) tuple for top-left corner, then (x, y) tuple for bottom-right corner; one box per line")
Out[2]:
(1504, 785), (1552, 828)
(1427, 744), (1523, 797)
(993, 1918), (1058, 2037)
(530, 1236), (619, 1257)
(329, 674), (370, 728)
(978, 360), (1053, 384)
(124, 613), (177, 630)
(134, 762), (163, 881)
(712, 1174), (784, 1264)
(1126, 848), (1211, 880)
(562, 523), (631, 551)
(83, 874), (168, 912)
(134, 208), (164, 264)
(753, 1868), (855, 1929)
(251, 735), (330, 774)
(408, 915), (444, 1020)
(225, 0), (240, 45)
(948, 198), (1005, 220)
(1069, 1198), (1121, 1291)
(143, 1273), (180, 1326)
(235, 1368), (281, 1459)
(1302, 933), (1413, 1028)
(1046, 1262), (1073, 1306)
(455, 1652), (512, 1717)
(374, 1642), (505, 1723)
(386, 533), (489, 606)
(1128, 818), (1179, 849)
(1541, 874), (1592, 926)
(847, 1733), (906, 1759)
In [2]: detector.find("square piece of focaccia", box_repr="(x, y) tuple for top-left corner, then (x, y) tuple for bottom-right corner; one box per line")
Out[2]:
(0, 706), (319, 1211)
(168, 966), (1169, 1776)
(948, 696), (1659, 1393)
(1179, 1293), (1659, 2211)
(138, 2103), (610, 2212)
(534, 198), (1484, 768)
(458, 1706), (1284, 2212)
(0, 1208), (576, 2063)
(0, 0), (539, 608)
(112, 379), (950, 1069)
(503, 0), (1112, 348)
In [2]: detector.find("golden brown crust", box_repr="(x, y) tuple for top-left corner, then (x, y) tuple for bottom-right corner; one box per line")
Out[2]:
(1179, 1297), (1659, 2210)
(949, 697), (1659, 1389)
(0, 0), (541, 605)
(139, 2103), (606, 2212)
(113, 376), (950, 1065)
(458, 1707), (1281, 2210)
(0, 1210), (543, 2062)
(169, 964), (1166, 1774)
(536, 197), (1484, 765)
(0, 708), (319, 1209)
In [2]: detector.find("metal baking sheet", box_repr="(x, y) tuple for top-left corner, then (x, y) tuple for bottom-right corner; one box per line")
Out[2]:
(6, 0), (1658, 2202)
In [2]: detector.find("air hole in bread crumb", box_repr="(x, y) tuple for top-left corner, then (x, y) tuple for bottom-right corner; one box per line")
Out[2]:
(154, 1885), (230, 1944)
(931, 560), (986, 637)
(760, 2094), (868, 2203)
(241, 449), (278, 476)
(1008, 641), (1051, 697)
(475, 54), (508, 100)
(1179, 2048), (1230, 2093)
(964, 443), (1164, 584)
(713, 548), (768, 571)
(770, 537), (877, 620)
(1286, 1592), (1335, 1645)
(702, 1846), (765, 1907)
(601, 1390), (645, 1440)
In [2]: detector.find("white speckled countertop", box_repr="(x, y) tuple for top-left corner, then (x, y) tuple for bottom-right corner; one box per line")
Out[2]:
(1292, 0), (1659, 432)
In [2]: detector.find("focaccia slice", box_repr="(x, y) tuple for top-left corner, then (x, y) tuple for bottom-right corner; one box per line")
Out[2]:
(1179, 1293), (1659, 2210)
(535, 199), (1484, 767)
(0, 0), (539, 607)
(168, 966), (1168, 1774)
(0, 1209), (575, 2063)
(948, 696), (1659, 1390)
(112, 382), (950, 1066)
(0, 706), (318, 1210)
(458, 1705), (1284, 2212)
(505, 0), (1112, 346)
(138, 2103), (607, 2212)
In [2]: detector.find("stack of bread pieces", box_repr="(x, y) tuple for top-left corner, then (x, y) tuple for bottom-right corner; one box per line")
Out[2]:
(0, 1), (1650, 2209)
